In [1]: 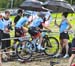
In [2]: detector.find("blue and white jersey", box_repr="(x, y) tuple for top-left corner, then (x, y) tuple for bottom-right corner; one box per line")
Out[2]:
(29, 17), (43, 27)
(16, 16), (28, 28)
(2, 18), (12, 28)
(1, 18), (12, 33)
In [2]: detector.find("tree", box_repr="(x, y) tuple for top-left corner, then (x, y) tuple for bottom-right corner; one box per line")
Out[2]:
(0, 0), (74, 9)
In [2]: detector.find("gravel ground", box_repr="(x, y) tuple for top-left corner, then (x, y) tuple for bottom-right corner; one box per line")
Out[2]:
(2, 58), (75, 66)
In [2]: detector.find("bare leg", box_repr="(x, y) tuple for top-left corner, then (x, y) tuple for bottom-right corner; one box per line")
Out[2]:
(53, 39), (63, 57)
(57, 39), (63, 54)
(68, 54), (75, 66)
(0, 51), (2, 66)
(63, 39), (69, 55)
(39, 36), (42, 45)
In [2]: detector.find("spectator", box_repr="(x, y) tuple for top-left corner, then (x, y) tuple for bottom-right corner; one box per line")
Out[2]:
(13, 9), (23, 51)
(54, 12), (72, 58)
(1, 11), (12, 61)
(14, 9), (23, 25)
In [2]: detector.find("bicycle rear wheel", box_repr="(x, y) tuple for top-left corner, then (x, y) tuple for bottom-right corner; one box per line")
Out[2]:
(44, 37), (59, 56)
(16, 40), (32, 60)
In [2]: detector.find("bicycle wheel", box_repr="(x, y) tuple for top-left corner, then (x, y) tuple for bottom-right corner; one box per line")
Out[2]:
(44, 37), (59, 56)
(16, 40), (32, 60)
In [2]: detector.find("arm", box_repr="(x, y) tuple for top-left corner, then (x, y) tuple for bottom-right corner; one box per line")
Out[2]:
(54, 19), (60, 28)
(66, 19), (72, 31)
(42, 23), (51, 31)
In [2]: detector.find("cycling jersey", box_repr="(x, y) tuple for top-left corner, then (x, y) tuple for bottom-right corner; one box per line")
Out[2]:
(2, 18), (12, 28)
(16, 16), (28, 28)
(29, 17), (43, 28)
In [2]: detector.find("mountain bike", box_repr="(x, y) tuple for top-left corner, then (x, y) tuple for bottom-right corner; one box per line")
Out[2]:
(16, 30), (59, 60)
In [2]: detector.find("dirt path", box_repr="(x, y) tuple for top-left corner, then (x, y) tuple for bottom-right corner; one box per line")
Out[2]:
(2, 58), (75, 66)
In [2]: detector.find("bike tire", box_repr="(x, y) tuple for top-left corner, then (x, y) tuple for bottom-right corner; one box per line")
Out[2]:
(16, 40), (32, 60)
(44, 37), (59, 56)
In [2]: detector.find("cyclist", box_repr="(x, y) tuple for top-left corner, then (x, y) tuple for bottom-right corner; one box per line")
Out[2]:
(28, 12), (51, 51)
(15, 13), (32, 42)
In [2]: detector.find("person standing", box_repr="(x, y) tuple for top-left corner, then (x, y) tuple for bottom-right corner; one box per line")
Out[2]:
(1, 11), (12, 61)
(13, 9), (23, 49)
(14, 9), (23, 25)
(54, 12), (72, 58)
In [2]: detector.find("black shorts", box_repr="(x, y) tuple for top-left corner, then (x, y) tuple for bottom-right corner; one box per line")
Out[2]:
(15, 27), (24, 41)
(28, 27), (40, 36)
(60, 32), (69, 39)
(0, 30), (3, 40)
(14, 28), (20, 41)
(0, 30), (3, 49)
(2, 33), (10, 49)
(71, 38), (75, 54)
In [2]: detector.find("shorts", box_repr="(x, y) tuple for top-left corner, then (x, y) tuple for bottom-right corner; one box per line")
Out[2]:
(15, 27), (25, 41)
(14, 28), (19, 41)
(2, 33), (10, 49)
(28, 27), (41, 38)
(0, 30), (3, 49)
(15, 28), (24, 37)
(0, 30), (3, 40)
(71, 38), (75, 54)
(60, 32), (69, 39)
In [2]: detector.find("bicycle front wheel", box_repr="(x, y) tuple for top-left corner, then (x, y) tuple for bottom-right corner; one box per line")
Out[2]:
(44, 37), (59, 56)
(16, 40), (32, 60)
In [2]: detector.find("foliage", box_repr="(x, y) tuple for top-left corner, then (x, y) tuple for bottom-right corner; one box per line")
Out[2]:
(0, 0), (75, 9)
